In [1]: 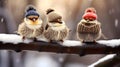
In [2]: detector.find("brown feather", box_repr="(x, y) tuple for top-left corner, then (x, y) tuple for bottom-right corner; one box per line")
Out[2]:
(77, 20), (101, 42)
(44, 26), (69, 41)
(18, 22), (43, 38)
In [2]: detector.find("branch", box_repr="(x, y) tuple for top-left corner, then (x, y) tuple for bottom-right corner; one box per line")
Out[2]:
(0, 34), (120, 55)
(95, 55), (120, 67)
(89, 54), (120, 67)
(0, 40), (120, 55)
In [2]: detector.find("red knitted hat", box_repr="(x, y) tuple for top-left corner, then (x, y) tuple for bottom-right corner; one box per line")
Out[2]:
(82, 8), (97, 20)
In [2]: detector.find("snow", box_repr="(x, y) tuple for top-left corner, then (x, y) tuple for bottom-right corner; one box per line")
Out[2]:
(0, 18), (4, 23)
(0, 34), (33, 44)
(38, 37), (83, 46)
(0, 34), (82, 46)
(0, 34), (120, 47)
(63, 39), (120, 47)
(62, 40), (82, 46)
(37, 37), (48, 42)
(88, 54), (116, 67)
(115, 19), (118, 27)
(97, 39), (120, 47)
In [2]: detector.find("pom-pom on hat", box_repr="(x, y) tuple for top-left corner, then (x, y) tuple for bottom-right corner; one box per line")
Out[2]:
(82, 7), (97, 20)
(85, 7), (96, 13)
(46, 8), (62, 22)
(25, 5), (39, 17)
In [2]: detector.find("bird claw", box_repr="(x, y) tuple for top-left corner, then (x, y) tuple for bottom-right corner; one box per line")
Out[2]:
(82, 40), (96, 43)
(60, 40), (64, 42)
(22, 36), (25, 41)
(33, 38), (38, 42)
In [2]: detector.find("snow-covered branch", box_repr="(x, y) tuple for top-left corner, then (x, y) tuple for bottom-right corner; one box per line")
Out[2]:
(88, 54), (120, 67)
(0, 34), (120, 55)
(88, 54), (116, 67)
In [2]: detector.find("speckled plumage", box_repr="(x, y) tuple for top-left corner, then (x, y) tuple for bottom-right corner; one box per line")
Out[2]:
(77, 19), (101, 42)
(44, 22), (69, 42)
(18, 22), (44, 38)
(17, 5), (44, 41)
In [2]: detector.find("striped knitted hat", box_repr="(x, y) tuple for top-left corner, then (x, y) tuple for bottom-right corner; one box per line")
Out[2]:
(46, 8), (62, 22)
(25, 5), (39, 17)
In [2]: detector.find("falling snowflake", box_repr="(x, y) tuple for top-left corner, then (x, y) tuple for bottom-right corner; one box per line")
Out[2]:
(109, 9), (114, 14)
(115, 19), (118, 27)
(0, 18), (4, 23)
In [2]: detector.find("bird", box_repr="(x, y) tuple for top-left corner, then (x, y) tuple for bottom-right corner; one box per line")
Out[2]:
(77, 7), (102, 43)
(44, 8), (69, 43)
(17, 5), (44, 41)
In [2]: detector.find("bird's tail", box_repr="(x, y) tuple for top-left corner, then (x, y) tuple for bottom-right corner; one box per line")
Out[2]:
(101, 33), (108, 39)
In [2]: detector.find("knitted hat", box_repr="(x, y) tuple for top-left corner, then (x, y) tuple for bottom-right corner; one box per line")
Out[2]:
(82, 7), (97, 20)
(25, 5), (39, 17)
(46, 8), (62, 22)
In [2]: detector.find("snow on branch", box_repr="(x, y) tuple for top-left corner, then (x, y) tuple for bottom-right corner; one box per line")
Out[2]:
(0, 34), (120, 55)
(88, 54), (116, 67)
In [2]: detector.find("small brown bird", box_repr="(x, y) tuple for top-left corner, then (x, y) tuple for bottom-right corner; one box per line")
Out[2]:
(44, 8), (69, 42)
(77, 7), (101, 42)
(17, 5), (44, 41)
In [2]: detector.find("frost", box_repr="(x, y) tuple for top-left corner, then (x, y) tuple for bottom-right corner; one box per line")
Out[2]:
(97, 39), (120, 47)
(88, 54), (116, 67)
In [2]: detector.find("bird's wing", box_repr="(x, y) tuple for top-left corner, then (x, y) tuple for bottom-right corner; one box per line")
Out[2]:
(77, 23), (84, 33)
(100, 33), (108, 39)
(17, 22), (29, 35)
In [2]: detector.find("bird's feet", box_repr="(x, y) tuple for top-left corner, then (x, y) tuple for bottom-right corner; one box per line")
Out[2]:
(82, 40), (85, 43)
(33, 38), (38, 42)
(82, 40), (97, 44)
(22, 36), (25, 41)
(93, 40), (97, 43)
(60, 40), (64, 43)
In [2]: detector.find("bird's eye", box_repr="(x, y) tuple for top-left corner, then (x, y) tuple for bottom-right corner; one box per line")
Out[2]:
(34, 18), (38, 20)
(87, 10), (92, 12)
(28, 18), (33, 20)
(89, 19), (94, 21)
(58, 21), (62, 24)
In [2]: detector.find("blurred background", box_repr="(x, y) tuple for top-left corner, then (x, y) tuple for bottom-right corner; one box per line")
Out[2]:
(0, 0), (120, 67)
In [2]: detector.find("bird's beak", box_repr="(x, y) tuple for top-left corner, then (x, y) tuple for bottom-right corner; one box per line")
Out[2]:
(32, 18), (36, 22)
(58, 21), (62, 24)
(86, 19), (89, 22)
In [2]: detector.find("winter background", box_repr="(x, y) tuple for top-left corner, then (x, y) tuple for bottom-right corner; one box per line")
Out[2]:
(0, 0), (120, 67)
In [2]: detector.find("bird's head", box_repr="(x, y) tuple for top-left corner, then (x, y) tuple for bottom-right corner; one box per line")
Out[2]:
(24, 5), (42, 25)
(46, 8), (63, 25)
(82, 7), (97, 21)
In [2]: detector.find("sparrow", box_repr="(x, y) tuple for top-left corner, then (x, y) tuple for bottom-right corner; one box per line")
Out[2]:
(17, 5), (44, 41)
(44, 8), (69, 42)
(77, 7), (101, 42)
